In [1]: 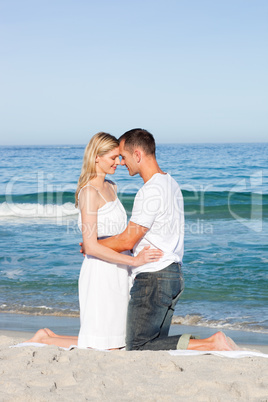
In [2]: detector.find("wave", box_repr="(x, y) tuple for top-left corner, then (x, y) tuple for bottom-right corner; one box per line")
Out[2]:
(171, 315), (268, 334)
(0, 202), (78, 219)
(0, 191), (75, 205)
(1, 189), (266, 204)
(0, 190), (267, 220)
(120, 190), (268, 220)
(0, 304), (79, 317)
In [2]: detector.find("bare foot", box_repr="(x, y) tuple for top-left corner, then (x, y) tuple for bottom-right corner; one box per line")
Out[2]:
(210, 332), (240, 351)
(25, 329), (49, 343)
(226, 335), (240, 351)
(44, 328), (58, 337)
(188, 331), (241, 351)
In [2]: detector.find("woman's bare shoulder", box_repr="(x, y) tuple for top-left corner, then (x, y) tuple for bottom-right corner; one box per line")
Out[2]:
(105, 179), (117, 190)
(78, 184), (100, 208)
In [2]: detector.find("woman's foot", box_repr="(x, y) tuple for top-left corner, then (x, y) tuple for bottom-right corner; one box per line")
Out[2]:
(44, 328), (58, 337)
(25, 328), (78, 347)
(25, 329), (49, 343)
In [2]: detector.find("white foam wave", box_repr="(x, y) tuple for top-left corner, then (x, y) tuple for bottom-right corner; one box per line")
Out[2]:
(3, 269), (23, 279)
(0, 202), (79, 219)
(172, 315), (268, 334)
(0, 304), (80, 317)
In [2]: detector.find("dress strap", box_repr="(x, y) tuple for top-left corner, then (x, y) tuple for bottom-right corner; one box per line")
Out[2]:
(78, 184), (108, 203)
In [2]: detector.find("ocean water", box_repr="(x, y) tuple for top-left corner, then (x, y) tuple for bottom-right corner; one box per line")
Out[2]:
(0, 143), (267, 336)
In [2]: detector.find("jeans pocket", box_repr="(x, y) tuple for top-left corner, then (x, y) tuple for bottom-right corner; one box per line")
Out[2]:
(157, 276), (184, 307)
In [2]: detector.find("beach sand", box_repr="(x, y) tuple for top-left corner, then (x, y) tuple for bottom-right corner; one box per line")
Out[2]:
(0, 330), (267, 401)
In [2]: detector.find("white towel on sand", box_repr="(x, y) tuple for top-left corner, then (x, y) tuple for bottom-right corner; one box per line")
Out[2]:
(168, 350), (268, 358)
(11, 342), (76, 350)
(11, 342), (106, 351)
(11, 343), (268, 358)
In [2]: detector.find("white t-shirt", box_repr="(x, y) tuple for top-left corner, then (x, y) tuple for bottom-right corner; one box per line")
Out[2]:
(130, 173), (184, 277)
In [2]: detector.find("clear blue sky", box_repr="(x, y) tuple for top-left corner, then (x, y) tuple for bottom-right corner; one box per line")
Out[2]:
(1, 0), (267, 145)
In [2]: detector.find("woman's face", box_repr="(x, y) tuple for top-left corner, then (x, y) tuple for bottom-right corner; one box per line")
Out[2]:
(96, 146), (120, 175)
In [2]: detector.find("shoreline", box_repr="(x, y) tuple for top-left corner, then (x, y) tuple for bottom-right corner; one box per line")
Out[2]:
(1, 312), (268, 349)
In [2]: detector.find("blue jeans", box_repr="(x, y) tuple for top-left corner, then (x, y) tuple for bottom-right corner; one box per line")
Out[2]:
(126, 263), (184, 351)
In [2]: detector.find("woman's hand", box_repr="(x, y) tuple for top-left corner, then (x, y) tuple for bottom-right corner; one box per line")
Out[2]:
(133, 246), (163, 267)
(79, 242), (85, 256)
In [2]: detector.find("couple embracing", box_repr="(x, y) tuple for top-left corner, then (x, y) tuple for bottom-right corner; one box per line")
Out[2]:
(29, 129), (238, 352)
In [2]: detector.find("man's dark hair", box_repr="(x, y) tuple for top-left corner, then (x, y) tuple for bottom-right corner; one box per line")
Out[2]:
(118, 128), (155, 156)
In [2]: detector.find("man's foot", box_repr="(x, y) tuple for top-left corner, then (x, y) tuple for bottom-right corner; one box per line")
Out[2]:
(226, 335), (240, 351)
(188, 331), (241, 351)
(207, 332), (240, 351)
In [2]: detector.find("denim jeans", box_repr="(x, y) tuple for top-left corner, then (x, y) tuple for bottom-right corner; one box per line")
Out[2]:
(126, 263), (185, 351)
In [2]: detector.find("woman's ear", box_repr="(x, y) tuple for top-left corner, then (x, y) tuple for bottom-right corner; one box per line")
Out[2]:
(95, 155), (99, 163)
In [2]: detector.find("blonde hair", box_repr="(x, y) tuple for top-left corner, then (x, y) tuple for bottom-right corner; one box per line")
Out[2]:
(75, 132), (119, 207)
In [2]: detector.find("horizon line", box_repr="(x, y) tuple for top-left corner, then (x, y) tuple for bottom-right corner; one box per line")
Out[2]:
(0, 141), (268, 147)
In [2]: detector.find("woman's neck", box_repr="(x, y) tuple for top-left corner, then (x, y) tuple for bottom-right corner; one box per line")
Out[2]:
(89, 173), (106, 189)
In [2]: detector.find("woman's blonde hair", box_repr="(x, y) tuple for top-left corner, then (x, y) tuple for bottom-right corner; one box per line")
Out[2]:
(75, 132), (119, 207)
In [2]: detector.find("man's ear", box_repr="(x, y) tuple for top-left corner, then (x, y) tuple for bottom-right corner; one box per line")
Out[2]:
(134, 149), (142, 163)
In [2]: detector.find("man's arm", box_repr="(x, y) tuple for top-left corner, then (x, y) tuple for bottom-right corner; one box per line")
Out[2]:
(98, 221), (149, 252)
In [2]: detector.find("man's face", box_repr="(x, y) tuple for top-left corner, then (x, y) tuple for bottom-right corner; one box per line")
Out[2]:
(119, 141), (138, 176)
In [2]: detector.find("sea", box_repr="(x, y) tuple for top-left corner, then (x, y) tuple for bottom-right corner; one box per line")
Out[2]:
(0, 143), (267, 344)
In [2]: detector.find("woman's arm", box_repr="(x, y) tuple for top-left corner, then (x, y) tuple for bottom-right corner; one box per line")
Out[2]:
(79, 187), (162, 267)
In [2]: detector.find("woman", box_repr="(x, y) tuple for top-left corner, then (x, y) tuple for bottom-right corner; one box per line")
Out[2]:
(27, 132), (163, 349)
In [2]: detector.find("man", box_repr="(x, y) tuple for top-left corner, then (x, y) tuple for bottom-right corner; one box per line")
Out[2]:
(97, 128), (186, 350)
(97, 129), (237, 351)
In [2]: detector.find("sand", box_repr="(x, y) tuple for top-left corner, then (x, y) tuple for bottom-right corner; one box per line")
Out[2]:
(0, 331), (268, 401)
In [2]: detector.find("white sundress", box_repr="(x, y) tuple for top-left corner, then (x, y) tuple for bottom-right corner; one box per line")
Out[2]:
(77, 183), (130, 349)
